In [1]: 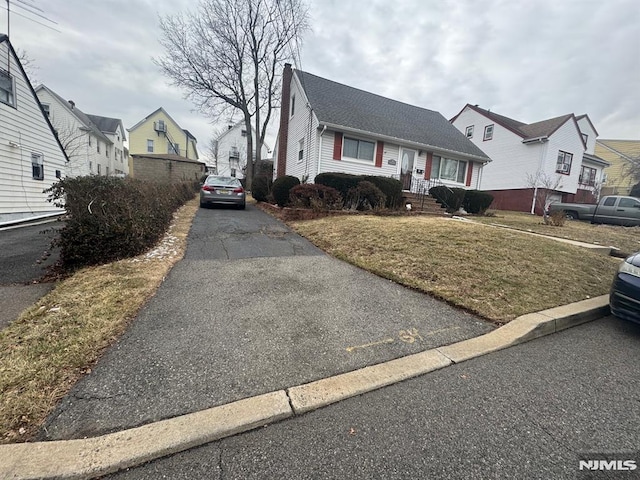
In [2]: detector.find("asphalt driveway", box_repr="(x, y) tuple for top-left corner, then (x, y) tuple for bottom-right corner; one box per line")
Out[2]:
(39, 205), (493, 440)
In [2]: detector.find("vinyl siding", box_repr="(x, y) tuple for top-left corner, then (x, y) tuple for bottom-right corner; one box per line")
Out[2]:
(128, 110), (198, 160)
(597, 140), (640, 196)
(452, 107), (543, 191)
(0, 42), (66, 221)
(215, 123), (270, 179)
(285, 75), (319, 181)
(576, 117), (597, 155)
(542, 119), (586, 194)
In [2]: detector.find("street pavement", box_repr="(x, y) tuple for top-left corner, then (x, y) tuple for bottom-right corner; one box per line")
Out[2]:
(0, 221), (59, 328)
(38, 204), (493, 441)
(105, 316), (640, 480)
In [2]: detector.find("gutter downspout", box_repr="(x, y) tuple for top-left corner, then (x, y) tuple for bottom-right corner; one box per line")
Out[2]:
(317, 125), (327, 180)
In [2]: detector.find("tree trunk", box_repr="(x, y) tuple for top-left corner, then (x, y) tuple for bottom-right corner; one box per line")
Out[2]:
(244, 114), (253, 190)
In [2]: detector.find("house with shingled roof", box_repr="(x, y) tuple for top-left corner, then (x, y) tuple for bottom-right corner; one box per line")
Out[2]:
(35, 84), (124, 177)
(451, 104), (609, 214)
(595, 139), (640, 196)
(275, 64), (491, 193)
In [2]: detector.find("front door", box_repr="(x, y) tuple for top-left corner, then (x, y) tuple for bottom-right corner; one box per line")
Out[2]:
(400, 149), (415, 191)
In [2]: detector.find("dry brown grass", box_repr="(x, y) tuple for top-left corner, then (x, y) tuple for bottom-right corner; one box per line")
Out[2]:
(0, 198), (198, 444)
(474, 210), (640, 255)
(290, 215), (621, 324)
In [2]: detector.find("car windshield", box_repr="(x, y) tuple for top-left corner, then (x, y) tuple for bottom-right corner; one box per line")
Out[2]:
(207, 176), (240, 186)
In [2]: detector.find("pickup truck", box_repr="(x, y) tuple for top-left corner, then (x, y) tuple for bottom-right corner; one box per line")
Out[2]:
(547, 195), (640, 226)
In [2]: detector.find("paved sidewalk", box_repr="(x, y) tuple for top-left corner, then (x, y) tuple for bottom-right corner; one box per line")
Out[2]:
(37, 205), (492, 441)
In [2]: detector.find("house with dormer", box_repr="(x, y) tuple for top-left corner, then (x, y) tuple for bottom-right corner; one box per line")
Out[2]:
(275, 64), (491, 192)
(0, 34), (67, 223)
(450, 105), (609, 214)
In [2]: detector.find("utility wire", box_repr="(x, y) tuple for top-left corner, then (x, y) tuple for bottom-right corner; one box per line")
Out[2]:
(12, 1), (57, 24)
(7, 8), (60, 32)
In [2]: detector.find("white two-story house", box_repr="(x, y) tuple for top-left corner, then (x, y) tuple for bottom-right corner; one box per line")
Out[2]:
(35, 85), (121, 177)
(212, 122), (271, 178)
(86, 115), (129, 176)
(0, 34), (67, 223)
(451, 104), (609, 214)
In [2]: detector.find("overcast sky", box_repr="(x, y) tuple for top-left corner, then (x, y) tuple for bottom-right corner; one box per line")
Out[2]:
(3, 0), (639, 160)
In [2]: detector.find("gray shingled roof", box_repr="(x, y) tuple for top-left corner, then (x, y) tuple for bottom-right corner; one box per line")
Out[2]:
(459, 104), (577, 141)
(86, 114), (126, 141)
(295, 70), (490, 160)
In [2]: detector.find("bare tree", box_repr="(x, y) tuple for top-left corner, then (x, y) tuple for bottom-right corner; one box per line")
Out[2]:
(51, 118), (88, 175)
(525, 170), (563, 224)
(155, 0), (309, 190)
(17, 49), (38, 84)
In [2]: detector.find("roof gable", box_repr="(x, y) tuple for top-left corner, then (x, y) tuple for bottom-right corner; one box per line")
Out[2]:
(35, 84), (112, 145)
(86, 114), (127, 141)
(1, 35), (69, 163)
(295, 70), (489, 160)
(576, 114), (599, 136)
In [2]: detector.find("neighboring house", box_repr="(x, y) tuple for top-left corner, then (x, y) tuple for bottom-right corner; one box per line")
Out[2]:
(86, 114), (129, 176)
(596, 139), (640, 196)
(128, 107), (199, 161)
(35, 85), (119, 177)
(0, 34), (67, 223)
(212, 121), (270, 178)
(275, 64), (491, 192)
(450, 105), (610, 213)
(128, 153), (205, 184)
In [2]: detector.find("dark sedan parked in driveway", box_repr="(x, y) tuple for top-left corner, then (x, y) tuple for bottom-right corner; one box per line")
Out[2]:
(610, 252), (640, 324)
(200, 175), (246, 209)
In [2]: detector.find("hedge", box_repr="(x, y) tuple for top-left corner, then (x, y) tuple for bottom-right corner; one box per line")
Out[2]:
(289, 183), (342, 211)
(252, 175), (272, 202)
(315, 172), (402, 209)
(463, 190), (494, 214)
(272, 175), (300, 207)
(429, 186), (466, 212)
(347, 181), (387, 210)
(45, 176), (197, 270)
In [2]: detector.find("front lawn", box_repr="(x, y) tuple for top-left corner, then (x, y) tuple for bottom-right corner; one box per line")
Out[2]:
(473, 210), (640, 255)
(290, 215), (621, 323)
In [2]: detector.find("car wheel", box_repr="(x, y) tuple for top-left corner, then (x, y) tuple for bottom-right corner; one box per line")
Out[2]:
(239, 202), (246, 210)
(565, 211), (577, 220)
(200, 201), (206, 208)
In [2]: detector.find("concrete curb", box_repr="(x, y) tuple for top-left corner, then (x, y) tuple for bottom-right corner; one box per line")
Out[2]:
(0, 295), (610, 479)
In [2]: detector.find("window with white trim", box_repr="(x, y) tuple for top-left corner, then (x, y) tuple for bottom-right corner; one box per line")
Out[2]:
(483, 124), (494, 141)
(582, 133), (588, 144)
(465, 125), (474, 138)
(31, 153), (44, 180)
(147, 139), (154, 153)
(42, 103), (50, 117)
(291, 95), (295, 117)
(579, 166), (596, 186)
(0, 69), (15, 107)
(97, 164), (101, 175)
(431, 155), (467, 184)
(343, 137), (375, 162)
(556, 151), (573, 174)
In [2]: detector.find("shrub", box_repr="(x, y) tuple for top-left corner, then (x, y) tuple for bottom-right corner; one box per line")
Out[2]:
(362, 175), (403, 209)
(315, 172), (402, 210)
(45, 176), (197, 270)
(548, 210), (567, 227)
(429, 186), (466, 212)
(630, 182), (640, 198)
(252, 175), (272, 202)
(289, 184), (343, 211)
(463, 190), (494, 214)
(272, 175), (301, 207)
(315, 172), (362, 201)
(346, 181), (387, 210)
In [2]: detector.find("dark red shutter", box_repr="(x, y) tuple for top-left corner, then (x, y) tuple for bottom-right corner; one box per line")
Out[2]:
(375, 141), (383, 167)
(333, 132), (343, 160)
(465, 162), (473, 186)
(424, 152), (433, 180)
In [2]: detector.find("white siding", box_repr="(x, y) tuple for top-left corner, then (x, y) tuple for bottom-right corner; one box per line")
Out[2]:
(36, 88), (111, 177)
(542, 119), (585, 194)
(215, 122), (270, 179)
(0, 42), (66, 222)
(576, 116), (597, 155)
(452, 107), (544, 191)
(284, 75), (319, 181)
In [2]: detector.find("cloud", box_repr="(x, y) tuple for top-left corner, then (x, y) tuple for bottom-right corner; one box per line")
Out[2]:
(5, 0), (639, 150)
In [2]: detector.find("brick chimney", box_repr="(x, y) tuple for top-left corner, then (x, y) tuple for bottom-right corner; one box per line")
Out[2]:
(276, 63), (293, 178)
